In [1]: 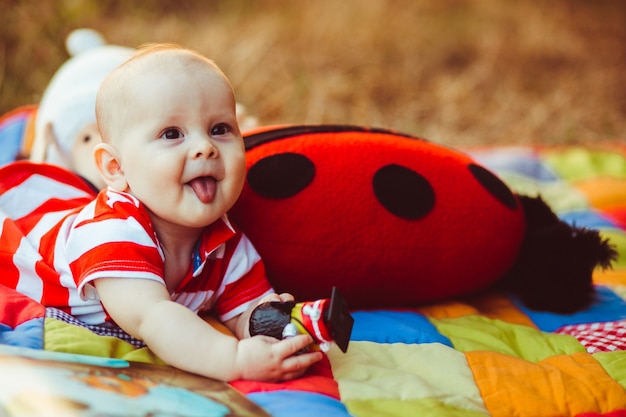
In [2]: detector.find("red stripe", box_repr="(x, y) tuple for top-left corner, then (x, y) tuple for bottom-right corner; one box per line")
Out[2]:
(36, 259), (68, 308)
(37, 216), (69, 268)
(0, 161), (96, 195)
(74, 191), (153, 235)
(16, 198), (88, 235)
(70, 241), (164, 286)
(0, 284), (45, 328)
(0, 218), (26, 288)
(0, 216), (68, 307)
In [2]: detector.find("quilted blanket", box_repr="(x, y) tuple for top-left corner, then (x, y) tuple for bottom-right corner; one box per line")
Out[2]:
(0, 108), (625, 416)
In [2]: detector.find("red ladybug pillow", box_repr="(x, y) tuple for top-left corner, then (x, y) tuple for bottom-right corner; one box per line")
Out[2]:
(230, 125), (525, 308)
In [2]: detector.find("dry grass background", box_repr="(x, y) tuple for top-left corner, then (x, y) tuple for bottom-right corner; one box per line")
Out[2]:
(1, 0), (624, 147)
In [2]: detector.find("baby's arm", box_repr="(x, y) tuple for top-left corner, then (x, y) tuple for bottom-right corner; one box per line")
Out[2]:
(94, 278), (322, 381)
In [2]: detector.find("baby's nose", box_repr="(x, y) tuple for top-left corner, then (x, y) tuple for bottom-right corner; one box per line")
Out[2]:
(191, 135), (218, 159)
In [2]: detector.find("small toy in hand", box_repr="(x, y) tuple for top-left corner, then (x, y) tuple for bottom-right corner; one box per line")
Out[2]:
(249, 287), (354, 353)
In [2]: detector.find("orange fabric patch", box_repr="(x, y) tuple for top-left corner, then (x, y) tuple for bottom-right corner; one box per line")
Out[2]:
(576, 178), (626, 210)
(462, 293), (536, 327)
(418, 292), (535, 328)
(594, 269), (626, 286)
(467, 351), (626, 417)
(417, 300), (480, 319)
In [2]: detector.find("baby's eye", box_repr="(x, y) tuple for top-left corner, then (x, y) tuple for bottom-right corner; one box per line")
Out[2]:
(210, 124), (230, 136)
(160, 128), (184, 140)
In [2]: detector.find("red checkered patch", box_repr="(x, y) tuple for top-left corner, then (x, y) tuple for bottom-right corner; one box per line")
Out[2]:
(555, 320), (626, 354)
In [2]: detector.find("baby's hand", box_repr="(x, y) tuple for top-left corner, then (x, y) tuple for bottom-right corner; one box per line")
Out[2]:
(258, 292), (295, 304)
(235, 334), (323, 381)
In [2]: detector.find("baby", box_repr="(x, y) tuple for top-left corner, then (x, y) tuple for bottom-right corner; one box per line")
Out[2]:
(4, 44), (322, 382)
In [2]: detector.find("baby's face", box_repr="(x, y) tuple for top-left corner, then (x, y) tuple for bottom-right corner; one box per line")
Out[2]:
(106, 54), (246, 230)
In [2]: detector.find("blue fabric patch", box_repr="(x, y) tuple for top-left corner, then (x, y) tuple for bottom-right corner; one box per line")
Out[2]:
(350, 310), (452, 347)
(0, 317), (44, 349)
(514, 286), (626, 332)
(472, 152), (559, 182)
(559, 210), (618, 230)
(0, 116), (26, 166)
(248, 391), (351, 417)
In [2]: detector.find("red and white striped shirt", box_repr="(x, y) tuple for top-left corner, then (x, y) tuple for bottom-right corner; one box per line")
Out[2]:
(0, 162), (272, 324)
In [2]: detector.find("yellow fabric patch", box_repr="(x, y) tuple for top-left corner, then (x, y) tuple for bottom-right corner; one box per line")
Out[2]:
(432, 315), (586, 361)
(327, 341), (487, 414)
(467, 351), (626, 417)
(44, 318), (164, 365)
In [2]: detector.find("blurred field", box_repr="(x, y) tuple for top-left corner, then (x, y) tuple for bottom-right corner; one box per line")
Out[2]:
(1, 0), (624, 147)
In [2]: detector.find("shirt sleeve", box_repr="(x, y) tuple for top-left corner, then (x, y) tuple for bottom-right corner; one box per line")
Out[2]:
(66, 190), (166, 301)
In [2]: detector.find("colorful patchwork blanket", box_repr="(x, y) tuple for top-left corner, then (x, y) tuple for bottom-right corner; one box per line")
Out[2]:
(1, 108), (625, 416)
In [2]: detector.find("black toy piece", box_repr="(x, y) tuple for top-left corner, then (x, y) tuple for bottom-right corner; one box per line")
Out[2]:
(500, 195), (618, 314)
(249, 287), (354, 353)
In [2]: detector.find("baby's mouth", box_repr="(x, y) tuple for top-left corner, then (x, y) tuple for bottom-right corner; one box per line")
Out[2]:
(188, 176), (217, 203)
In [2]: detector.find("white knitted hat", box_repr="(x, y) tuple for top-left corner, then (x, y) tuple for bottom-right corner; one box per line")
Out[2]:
(32, 29), (133, 167)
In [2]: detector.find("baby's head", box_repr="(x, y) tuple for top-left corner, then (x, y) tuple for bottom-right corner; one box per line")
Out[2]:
(94, 44), (246, 229)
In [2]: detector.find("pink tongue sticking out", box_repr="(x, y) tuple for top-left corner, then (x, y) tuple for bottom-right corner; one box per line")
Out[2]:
(189, 177), (216, 203)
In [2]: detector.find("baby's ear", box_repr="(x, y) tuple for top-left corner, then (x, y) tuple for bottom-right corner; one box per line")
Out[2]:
(93, 143), (127, 191)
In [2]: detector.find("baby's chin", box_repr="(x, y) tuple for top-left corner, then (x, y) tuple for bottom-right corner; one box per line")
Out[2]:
(185, 196), (237, 226)
(175, 211), (223, 229)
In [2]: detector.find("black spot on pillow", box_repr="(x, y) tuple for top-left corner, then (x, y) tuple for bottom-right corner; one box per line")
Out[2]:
(373, 164), (435, 219)
(247, 153), (315, 199)
(468, 163), (517, 210)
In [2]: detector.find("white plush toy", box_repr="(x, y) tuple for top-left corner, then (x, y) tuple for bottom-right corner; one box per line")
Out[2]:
(31, 29), (133, 189)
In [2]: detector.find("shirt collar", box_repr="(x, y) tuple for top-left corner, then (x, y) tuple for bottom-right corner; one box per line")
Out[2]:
(191, 215), (237, 278)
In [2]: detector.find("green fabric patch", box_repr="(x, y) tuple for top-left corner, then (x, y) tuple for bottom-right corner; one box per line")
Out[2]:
(593, 350), (626, 389)
(497, 172), (589, 212)
(544, 148), (626, 181)
(431, 315), (586, 362)
(598, 229), (626, 268)
(343, 398), (490, 417)
(44, 318), (164, 365)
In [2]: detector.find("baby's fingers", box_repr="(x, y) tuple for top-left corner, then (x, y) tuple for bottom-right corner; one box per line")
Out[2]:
(274, 335), (323, 378)
(276, 292), (295, 302)
(275, 334), (315, 357)
(281, 353), (322, 380)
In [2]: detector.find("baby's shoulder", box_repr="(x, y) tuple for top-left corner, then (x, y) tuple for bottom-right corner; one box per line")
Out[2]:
(73, 189), (153, 234)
